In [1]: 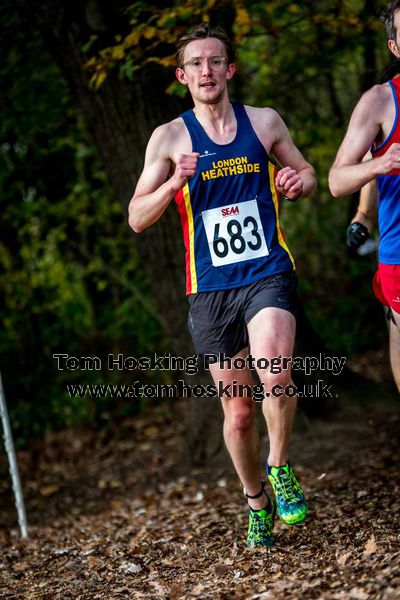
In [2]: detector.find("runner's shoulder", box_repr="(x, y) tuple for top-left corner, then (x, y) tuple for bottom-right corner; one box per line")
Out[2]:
(148, 118), (187, 154)
(242, 105), (286, 146)
(358, 83), (393, 110)
(243, 104), (282, 126)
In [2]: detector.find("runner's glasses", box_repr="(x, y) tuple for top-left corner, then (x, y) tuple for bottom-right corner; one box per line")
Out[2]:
(183, 56), (228, 72)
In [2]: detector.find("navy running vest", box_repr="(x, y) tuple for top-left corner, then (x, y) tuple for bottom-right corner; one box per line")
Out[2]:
(174, 102), (295, 294)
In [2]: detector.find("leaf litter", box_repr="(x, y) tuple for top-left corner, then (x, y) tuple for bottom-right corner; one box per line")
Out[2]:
(0, 401), (399, 599)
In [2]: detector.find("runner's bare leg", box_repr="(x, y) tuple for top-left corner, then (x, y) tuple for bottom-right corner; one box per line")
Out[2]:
(389, 308), (400, 392)
(209, 350), (266, 510)
(247, 307), (297, 468)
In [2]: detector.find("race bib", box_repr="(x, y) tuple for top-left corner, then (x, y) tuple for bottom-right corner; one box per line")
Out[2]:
(202, 199), (268, 267)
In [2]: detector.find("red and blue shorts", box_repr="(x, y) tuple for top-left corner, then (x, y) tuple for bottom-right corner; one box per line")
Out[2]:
(373, 263), (400, 315)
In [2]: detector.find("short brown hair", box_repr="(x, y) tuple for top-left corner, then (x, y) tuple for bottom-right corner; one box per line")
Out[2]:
(383, 1), (400, 40)
(176, 22), (235, 68)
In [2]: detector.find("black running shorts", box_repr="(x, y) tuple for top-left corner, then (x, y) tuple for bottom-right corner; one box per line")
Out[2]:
(187, 271), (298, 357)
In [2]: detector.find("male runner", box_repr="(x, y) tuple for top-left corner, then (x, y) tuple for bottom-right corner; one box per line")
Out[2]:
(129, 23), (316, 548)
(329, 1), (400, 384)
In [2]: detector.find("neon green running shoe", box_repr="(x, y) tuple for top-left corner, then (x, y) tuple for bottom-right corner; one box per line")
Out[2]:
(267, 462), (308, 525)
(245, 482), (276, 548)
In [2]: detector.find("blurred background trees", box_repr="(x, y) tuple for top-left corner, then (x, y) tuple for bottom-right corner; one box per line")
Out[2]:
(0, 0), (394, 449)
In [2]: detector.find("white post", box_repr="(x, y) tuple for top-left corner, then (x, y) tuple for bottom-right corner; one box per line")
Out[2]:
(0, 370), (28, 538)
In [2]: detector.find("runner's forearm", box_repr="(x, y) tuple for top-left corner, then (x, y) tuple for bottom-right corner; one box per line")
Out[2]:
(329, 159), (380, 197)
(128, 179), (178, 233)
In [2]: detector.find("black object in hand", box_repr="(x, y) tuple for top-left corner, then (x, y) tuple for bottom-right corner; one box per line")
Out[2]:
(346, 221), (369, 249)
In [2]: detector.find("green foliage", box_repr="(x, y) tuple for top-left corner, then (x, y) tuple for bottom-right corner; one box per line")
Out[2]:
(84, 0), (216, 88)
(0, 2), (169, 444)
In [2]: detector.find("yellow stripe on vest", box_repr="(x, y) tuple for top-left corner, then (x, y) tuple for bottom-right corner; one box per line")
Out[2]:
(268, 163), (295, 269)
(183, 183), (198, 293)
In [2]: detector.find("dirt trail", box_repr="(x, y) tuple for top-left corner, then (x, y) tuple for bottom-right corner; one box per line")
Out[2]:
(0, 398), (399, 599)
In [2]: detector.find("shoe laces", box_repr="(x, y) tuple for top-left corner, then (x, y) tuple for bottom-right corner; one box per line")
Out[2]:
(250, 511), (271, 539)
(275, 471), (298, 503)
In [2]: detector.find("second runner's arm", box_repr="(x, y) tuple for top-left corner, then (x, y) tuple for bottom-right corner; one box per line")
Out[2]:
(329, 87), (400, 197)
(351, 159), (377, 233)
